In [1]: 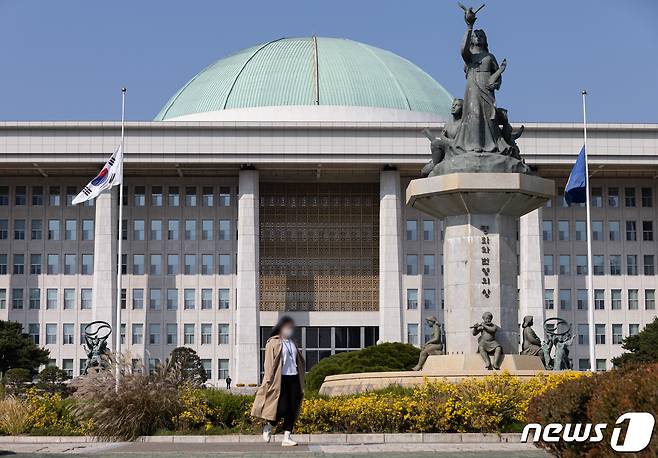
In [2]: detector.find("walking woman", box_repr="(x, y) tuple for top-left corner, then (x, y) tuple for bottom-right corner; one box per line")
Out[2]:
(251, 316), (305, 447)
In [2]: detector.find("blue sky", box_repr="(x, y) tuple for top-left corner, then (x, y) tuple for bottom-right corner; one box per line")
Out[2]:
(1, 0), (656, 122)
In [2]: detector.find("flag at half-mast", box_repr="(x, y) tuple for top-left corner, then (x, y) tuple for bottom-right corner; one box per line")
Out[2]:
(72, 145), (123, 205)
(565, 145), (587, 205)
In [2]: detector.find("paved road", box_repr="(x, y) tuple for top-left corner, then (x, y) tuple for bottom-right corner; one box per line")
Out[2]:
(0, 441), (550, 457)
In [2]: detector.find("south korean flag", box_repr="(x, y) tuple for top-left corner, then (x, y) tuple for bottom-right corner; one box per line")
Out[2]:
(72, 145), (123, 205)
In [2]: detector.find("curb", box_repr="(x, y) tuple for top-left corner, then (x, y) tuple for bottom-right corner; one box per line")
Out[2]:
(0, 433), (523, 445)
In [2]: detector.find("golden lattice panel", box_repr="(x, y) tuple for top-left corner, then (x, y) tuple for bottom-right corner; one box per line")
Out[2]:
(259, 183), (379, 312)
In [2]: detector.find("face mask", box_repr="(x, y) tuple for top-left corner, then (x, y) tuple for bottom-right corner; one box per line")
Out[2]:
(281, 327), (294, 339)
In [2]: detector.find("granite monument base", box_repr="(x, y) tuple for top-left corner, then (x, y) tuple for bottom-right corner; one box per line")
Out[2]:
(318, 354), (546, 397)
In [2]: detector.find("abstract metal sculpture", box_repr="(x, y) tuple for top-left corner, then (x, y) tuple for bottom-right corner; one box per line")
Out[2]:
(542, 317), (574, 370)
(82, 321), (112, 374)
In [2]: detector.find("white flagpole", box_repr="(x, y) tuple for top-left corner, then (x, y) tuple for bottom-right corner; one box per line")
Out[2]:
(115, 88), (126, 392)
(582, 90), (596, 372)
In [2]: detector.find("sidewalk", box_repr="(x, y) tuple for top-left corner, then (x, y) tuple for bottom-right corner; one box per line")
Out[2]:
(0, 434), (549, 456)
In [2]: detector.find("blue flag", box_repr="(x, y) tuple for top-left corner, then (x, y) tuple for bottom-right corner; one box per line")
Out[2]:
(565, 146), (587, 205)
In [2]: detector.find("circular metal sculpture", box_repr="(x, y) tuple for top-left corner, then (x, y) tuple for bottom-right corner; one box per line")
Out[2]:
(542, 317), (574, 370)
(82, 321), (112, 374)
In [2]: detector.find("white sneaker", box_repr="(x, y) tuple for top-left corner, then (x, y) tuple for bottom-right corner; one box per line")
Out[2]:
(262, 423), (273, 443)
(281, 431), (297, 447)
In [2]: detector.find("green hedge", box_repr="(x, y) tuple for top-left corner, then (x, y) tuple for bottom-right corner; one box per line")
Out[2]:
(305, 342), (420, 392)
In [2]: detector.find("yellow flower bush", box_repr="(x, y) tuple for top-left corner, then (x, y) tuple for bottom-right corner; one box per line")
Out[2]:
(296, 371), (587, 433)
(172, 385), (216, 431)
(25, 387), (90, 435)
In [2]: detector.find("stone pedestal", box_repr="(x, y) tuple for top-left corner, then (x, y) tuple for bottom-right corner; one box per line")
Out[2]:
(406, 173), (553, 355)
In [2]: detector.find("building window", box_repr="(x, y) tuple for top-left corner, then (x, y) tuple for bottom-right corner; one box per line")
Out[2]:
(46, 323), (57, 344)
(150, 254), (162, 275)
(14, 219), (25, 240)
(151, 186), (163, 206)
(218, 220), (230, 240)
(578, 359), (589, 371)
(47, 254), (59, 275)
(149, 289), (161, 310)
(151, 220), (162, 240)
(132, 289), (144, 309)
(646, 289), (656, 310)
(12, 288), (23, 309)
(577, 324), (588, 345)
(629, 324), (640, 336)
(641, 187), (653, 207)
(121, 219), (127, 240)
(149, 324), (161, 345)
(592, 221), (603, 241)
(627, 255), (638, 275)
(596, 359), (606, 371)
(132, 324), (144, 345)
(559, 289), (571, 311)
(0, 254), (6, 275)
(218, 324), (229, 345)
(121, 254), (127, 274)
(167, 220), (179, 240)
(32, 186), (43, 206)
(184, 220), (196, 240)
(406, 289), (418, 309)
(0, 220), (7, 239)
(218, 254), (230, 275)
(28, 323), (39, 344)
(29, 288), (40, 309)
(46, 288), (58, 309)
(167, 254), (179, 275)
(82, 220), (94, 240)
(611, 289), (622, 310)
(423, 220), (434, 241)
(166, 324), (177, 345)
(202, 220), (213, 240)
(544, 289), (554, 310)
(201, 255), (213, 275)
(64, 254), (76, 275)
(219, 187), (231, 207)
(407, 324), (419, 346)
(576, 289), (588, 310)
(543, 255), (554, 275)
(609, 255), (621, 275)
(576, 255), (588, 275)
(612, 324), (623, 345)
(607, 187), (619, 207)
(559, 255), (571, 275)
(644, 255), (655, 275)
(201, 289), (212, 310)
(0, 187), (7, 205)
(406, 255), (418, 275)
(63, 188), (75, 206)
(608, 221), (620, 241)
(219, 289), (230, 309)
(575, 221), (586, 241)
(201, 324), (212, 345)
(184, 324), (195, 345)
(592, 255), (604, 275)
(184, 289), (195, 310)
(184, 254), (197, 275)
(595, 324), (606, 345)
(218, 359), (229, 380)
(406, 220), (417, 241)
(643, 221), (653, 241)
(558, 220), (569, 241)
(624, 187), (636, 207)
(185, 186), (197, 207)
(542, 220), (553, 241)
(63, 324), (74, 345)
(628, 289), (639, 310)
(134, 186), (146, 207)
(168, 186), (179, 206)
(48, 219), (60, 240)
(625, 221), (637, 241)
(594, 289), (604, 310)
(423, 289), (436, 310)
(12, 254), (24, 275)
(203, 187), (214, 207)
(133, 220), (145, 241)
(133, 254), (145, 275)
(60, 359), (72, 378)
(64, 289), (75, 309)
(121, 289), (126, 309)
(423, 254), (435, 276)
(81, 254), (93, 275)
(200, 359), (212, 380)
(167, 288), (178, 310)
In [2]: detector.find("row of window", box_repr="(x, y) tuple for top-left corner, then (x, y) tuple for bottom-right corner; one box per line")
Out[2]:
(551, 186), (654, 209)
(543, 253), (656, 276)
(0, 219), (93, 241)
(0, 185), (233, 208)
(544, 288), (656, 311)
(0, 253), (93, 275)
(120, 219), (233, 242)
(543, 220), (654, 242)
(406, 288), (438, 310)
(575, 323), (642, 346)
(0, 287), (232, 311)
(405, 219), (440, 242)
(404, 254), (439, 276)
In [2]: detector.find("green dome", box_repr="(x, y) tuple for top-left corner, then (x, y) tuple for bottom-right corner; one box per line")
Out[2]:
(155, 37), (452, 120)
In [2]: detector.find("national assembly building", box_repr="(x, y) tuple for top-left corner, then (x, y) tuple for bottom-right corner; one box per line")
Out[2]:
(1, 37), (657, 384)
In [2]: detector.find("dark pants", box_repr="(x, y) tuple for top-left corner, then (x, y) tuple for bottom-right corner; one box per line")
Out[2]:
(270, 374), (302, 432)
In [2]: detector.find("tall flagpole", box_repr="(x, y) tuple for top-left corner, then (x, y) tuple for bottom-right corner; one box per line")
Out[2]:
(582, 90), (596, 372)
(115, 88), (126, 392)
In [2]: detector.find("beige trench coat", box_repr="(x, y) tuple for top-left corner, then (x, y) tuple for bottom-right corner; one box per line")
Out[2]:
(251, 335), (305, 421)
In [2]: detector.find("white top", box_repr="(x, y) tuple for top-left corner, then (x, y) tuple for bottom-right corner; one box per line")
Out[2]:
(280, 338), (298, 376)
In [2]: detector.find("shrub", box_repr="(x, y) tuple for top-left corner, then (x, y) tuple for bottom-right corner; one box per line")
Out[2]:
(165, 347), (207, 388)
(305, 343), (420, 392)
(3, 367), (32, 395)
(0, 396), (32, 435)
(25, 388), (87, 435)
(527, 364), (658, 458)
(204, 388), (255, 431)
(71, 362), (182, 440)
(36, 366), (71, 395)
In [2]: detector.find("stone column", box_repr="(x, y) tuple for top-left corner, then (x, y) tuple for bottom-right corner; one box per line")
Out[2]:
(378, 169), (403, 342)
(91, 190), (118, 331)
(519, 208), (546, 342)
(443, 213), (519, 354)
(235, 169), (260, 384)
